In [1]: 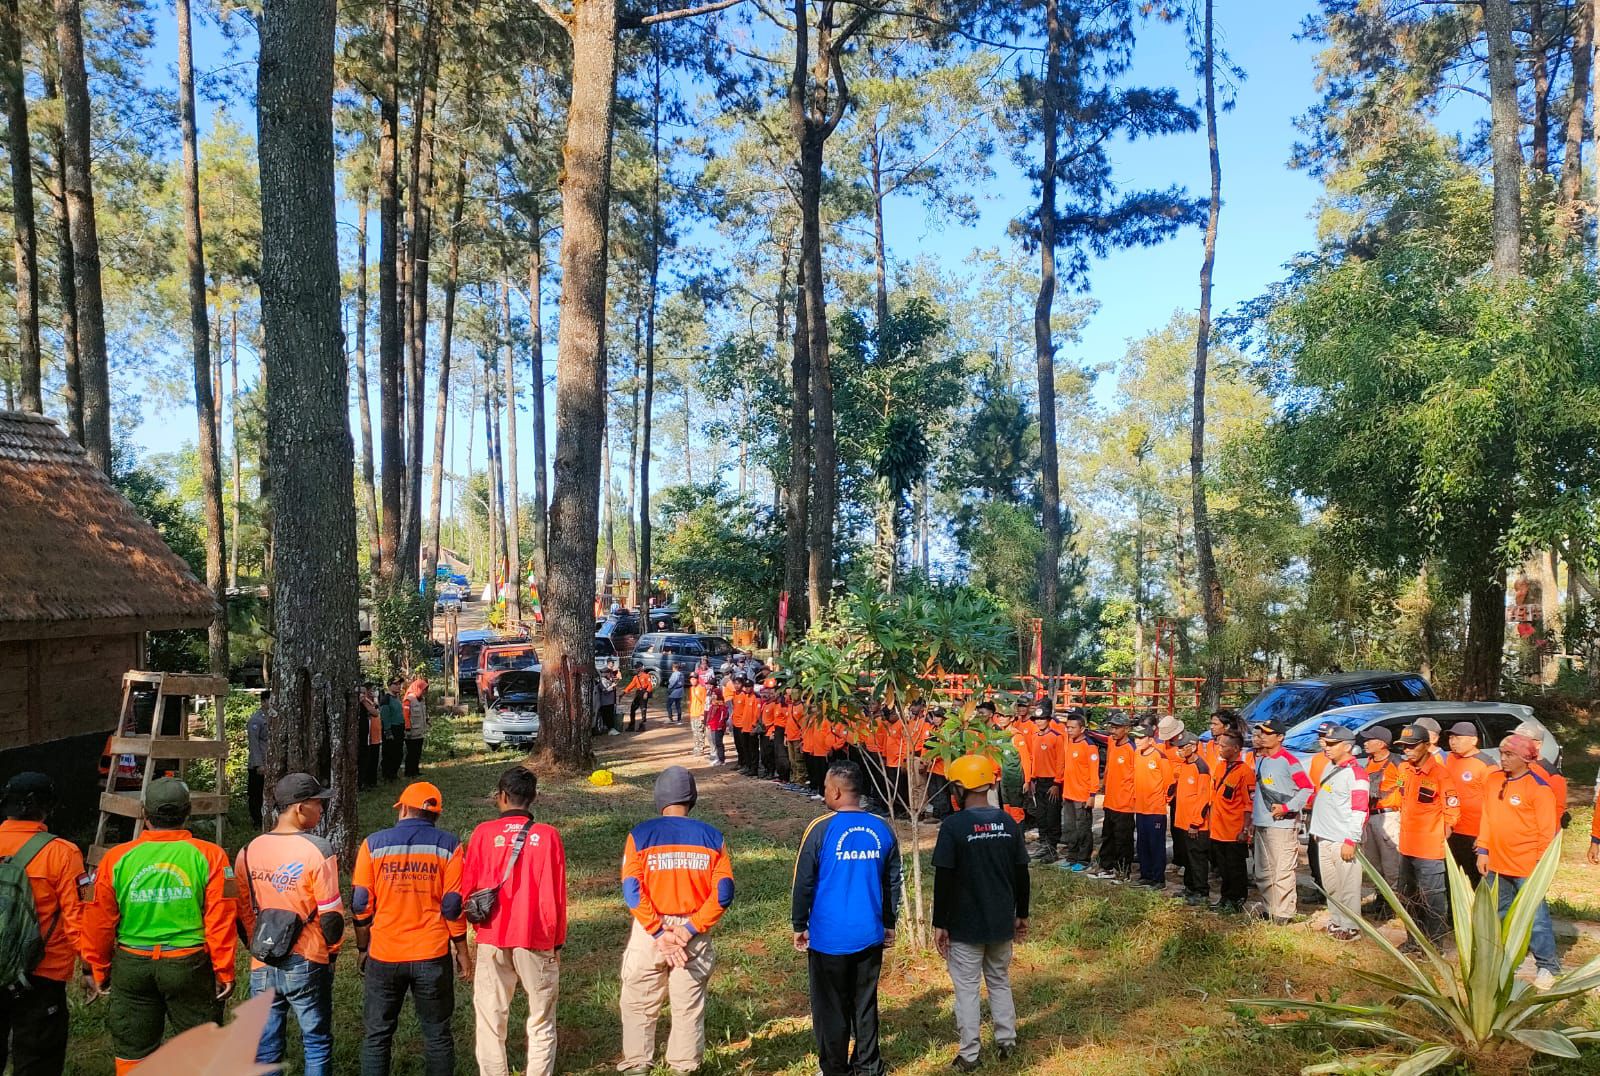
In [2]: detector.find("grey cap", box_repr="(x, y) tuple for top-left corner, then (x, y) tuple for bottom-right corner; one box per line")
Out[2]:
(1362, 726), (1392, 746)
(1173, 731), (1199, 748)
(653, 766), (698, 813)
(1414, 717), (1441, 735)
(1324, 726), (1359, 744)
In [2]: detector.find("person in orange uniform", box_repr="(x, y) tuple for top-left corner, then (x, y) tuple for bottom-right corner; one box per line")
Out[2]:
(1477, 735), (1562, 988)
(0, 773), (89, 1076)
(1516, 723), (1569, 827)
(1090, 713), (1137, 881)
(352, 781), (470, 1075)
(687, 669), (711, 761)
(1443, 721), (1495, 884)
(1360, 727), (1404, 892)
(83, 778), (237, 1075)
(1394, 724), (1459, 945)
(1171, 734), (1213, 904)
(875, 709), (912, 814)
(359, 681), (383, 789)
(619, 767), (736, 1075)
(1129, 723), (1177, 889)
(1057, 709), (1100, 872)
(625, 668), (655, 733)
(1204, 731), (1255, 913)
(1016, 702), (1065, 863)
(733, 681), (761, 777)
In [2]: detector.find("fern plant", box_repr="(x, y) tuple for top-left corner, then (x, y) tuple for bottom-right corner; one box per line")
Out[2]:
(1237, 838), (1600, 1073)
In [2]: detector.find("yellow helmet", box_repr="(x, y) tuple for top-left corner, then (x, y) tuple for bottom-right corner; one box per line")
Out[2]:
(588, 769), (615, 787)
(947, 754), (997, 792)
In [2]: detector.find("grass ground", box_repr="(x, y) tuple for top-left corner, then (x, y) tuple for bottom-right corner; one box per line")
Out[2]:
(59, 698), (1600, 1075)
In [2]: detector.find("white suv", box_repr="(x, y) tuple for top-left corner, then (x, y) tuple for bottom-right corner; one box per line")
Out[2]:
(482, 670), (541, 750)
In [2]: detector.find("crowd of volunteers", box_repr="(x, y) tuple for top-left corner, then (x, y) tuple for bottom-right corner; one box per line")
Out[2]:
(0, 663), (1590, 1076)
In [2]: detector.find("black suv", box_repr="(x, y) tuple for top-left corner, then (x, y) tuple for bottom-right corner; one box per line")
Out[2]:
(1239, 671), (1434, 729)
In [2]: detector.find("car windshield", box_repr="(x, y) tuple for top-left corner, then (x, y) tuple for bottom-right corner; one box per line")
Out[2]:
(1241, 685), (1321, 728)
(486, 649), (536, 671)
(594, 637), (616, 656)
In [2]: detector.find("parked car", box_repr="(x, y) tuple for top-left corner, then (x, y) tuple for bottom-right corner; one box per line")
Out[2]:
(1238, 671), (1435, 730)
(456, 629), (526, 697)
(630, 632), (735, 680)
(477, 642), (539, 702)
(481, 670), (541, 750)
(434, 590), (462, 614)
(644, 604), (679, 632)
(594, 634), (621, 674)
(1283, 701), (1559, 772)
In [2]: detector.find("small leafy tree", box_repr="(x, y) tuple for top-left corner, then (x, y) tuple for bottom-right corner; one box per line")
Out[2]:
(786, 585), (1014, 947)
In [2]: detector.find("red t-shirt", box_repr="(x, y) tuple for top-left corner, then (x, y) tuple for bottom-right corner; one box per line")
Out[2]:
(459, 812), (567, 951)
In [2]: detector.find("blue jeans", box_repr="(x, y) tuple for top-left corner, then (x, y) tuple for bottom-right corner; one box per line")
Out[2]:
(667, 695), (684, 721)
(1135, 813), (1167, 883)
(1489, 872), (1560, 974)
(250, 955), (333, 1076)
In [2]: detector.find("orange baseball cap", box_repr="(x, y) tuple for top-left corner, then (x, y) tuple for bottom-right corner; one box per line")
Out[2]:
(395, 781), (444, 812)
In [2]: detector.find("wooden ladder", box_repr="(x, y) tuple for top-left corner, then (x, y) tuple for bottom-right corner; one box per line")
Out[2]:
(90, 671), (230, 865)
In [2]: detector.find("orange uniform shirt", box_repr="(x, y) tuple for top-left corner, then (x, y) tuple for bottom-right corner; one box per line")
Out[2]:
(351, 818), (466, 963)
(1060, 737), (1101, 803)
(1131, 746), (1176, 815)
(1366, 753), (1403, 812)
(1397, 754), (1459, 859)
(1306, 753), (1330, 805)
(1443, 750), (1496, 838)
(1018, 725), (1065, 783)
(621, 816), (735, 936)
(1102, 737), (1137, 813)
(1207, 759), (1255, 842)
(236, 831), (343, 968)
(1531, 762), (1568, 817)
(0, 821), (88, 982)
(877, 721), (911, 768)
(732, 694), (758, 733)
(1174, 758), (1213, 831)
(625, 672), (653, 695)
(1477, 769), (1560, 878)
(689, 683), (709, 719)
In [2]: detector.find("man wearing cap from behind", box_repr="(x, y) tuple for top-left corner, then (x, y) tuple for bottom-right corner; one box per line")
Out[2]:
(619, 766), (735, 1076)
(236, 773), (344, 1076)
(0, 773), (90, 1076)
(1307, 728), (1369, 940)
(1477, 735), (1562, 989)
(83, 777), (238, 1075)
(352, 780), (469, 1076)
(1251, 718), (1313, 924)
(934, 755), (1029, 1072)
(1443, 722), (1496, 884)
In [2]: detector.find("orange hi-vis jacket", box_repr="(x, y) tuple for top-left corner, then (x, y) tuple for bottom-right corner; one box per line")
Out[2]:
(1444, 750), (1496, 838)
(621, 816), (735, 936)
(732, 694), (759, 733)
(1060, 737), (1101, 804)
(83, 829), (237, 986)
(1102, 737), (1137, 813)
(876, 721), (911, 768)
(625, 671), (653, 696)
(1131, 745), (1176, 816)
(1017, 724), (1065, 783)
(1366, 752), (1403, 813)
(1477, 769), (1560, 878)
(1207, 759), (1255, 843)
(800, 714), (826, 756)
(1531, 762), (1568, 817)
(1397, 754), (1460, 859)
(236, 831), (343, 968)
(1174, 757), (1213, 831)
(0, 820), (89, 982)
(351, 818), (466, 963)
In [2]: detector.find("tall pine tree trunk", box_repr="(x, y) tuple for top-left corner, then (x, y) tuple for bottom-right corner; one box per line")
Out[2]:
(1558, 1), (1592, 209)
(501, 277), (523, 627)
(539, 0), (617, 767)
(376, 0), (401, 583)
(528, 219), (549, 593)
(483, 360), (504, 597)
(784, 247), (810, 640)
(426, 149), (466, 583)
(402, 1), (440, 585)
(1033, 0), (1064, 671)
(639, 32), (661, 613)
(40, 64), (81, 442)
(353, 187), (382, 574)
(178, 0), (228, 677)
(1190, 0), (1226, 709)
(54, 0), (111, 472)
(257, 0), (361, 859)
(229, 309), (241, 587)
(1, 0), (41, 413)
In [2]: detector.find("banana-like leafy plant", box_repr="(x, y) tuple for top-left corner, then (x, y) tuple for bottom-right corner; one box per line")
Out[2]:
(1236, 838), (1600, 1073)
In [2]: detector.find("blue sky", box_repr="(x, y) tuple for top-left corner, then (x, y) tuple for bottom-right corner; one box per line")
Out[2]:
(134, 1), (1328, 497)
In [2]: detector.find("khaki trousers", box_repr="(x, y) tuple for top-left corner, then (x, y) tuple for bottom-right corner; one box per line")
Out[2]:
(1316, 841), (1363, 931)
(618, 920), (715, 1073)
(473, 944), (560, 1076)
(946, 940), (1016, 1064)
(1362, 811), (1402, 889)
(1254, 826), (1299, 921)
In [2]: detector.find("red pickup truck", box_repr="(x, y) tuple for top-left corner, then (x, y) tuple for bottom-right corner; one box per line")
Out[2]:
(476, 642), (539, 704)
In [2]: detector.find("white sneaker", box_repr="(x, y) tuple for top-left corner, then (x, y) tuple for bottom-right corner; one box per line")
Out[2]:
(1534, 969), (1557, 990)
(607, 729), (621, 737)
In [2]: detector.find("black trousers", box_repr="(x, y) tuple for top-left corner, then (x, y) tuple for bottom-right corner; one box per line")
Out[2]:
(248, 766), (265, 827)
(1172, 827), (1190, 876)
(362, 954), (455, 1076)
(758, 733), (777, 778)
(359, 742), (381, 789)
(404, 736), (423, 777)
(1098, 808), (1135, 873)
(1213, 839), (1248, 904)
(0, 976), (68, 1076)
(381, 727), (405, 781)
(765, 732), (791, 782)
(930, 775), (957, 819)
(1447, 832), (1481, 886)
(1307, 834), (1323, 891)
(1184, 830), (1211, 895)
(1030, 779), (1062, 847)
(807, 754), (829, 793)
(1062, 799), (1094, 864)
(808, 946), (885, 1076)
(628, 691), (649, 728)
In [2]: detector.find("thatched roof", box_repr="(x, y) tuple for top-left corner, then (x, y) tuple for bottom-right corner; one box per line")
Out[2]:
(0, 411), (218, 641)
